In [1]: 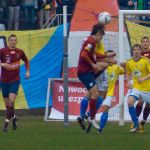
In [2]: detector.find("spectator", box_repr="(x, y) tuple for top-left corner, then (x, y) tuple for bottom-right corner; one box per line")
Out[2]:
(7, 0), (22, 30)
(37, 0), (52, 28)
(122, 0), (150, 27)
(0, 0), (7, 30)
(56, 0), (76, 23)
(129, 0), (150, 27)
(23, 0), (37, 29)
(118, 0), (134, 9)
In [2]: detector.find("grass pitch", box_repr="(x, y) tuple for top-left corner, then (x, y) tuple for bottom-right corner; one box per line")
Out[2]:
(0, 116), (149, 150)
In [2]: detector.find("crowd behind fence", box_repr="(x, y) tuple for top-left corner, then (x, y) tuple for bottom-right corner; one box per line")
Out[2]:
(0, 0), (76, 30)
(0, 0), (149, 31)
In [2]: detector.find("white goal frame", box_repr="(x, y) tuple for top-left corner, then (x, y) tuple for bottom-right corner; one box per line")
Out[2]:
(44, 78), (80, 121)
(118, 10), (150, 125)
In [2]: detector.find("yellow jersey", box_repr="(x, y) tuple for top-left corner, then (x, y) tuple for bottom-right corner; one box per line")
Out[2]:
(96, 42), (105, 54)
(126, 56), (150, 92)
(107, 64), (124, 96)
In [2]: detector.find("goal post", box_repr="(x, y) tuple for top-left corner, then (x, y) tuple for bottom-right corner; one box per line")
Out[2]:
(118, 10), (150, 126)
(44, 78), (82, 121)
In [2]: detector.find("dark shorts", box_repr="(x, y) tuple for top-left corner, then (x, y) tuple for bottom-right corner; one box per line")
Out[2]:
(1, 80), (20, 98)
(78, 72), (96, 90)
(94, 69), (105, 78)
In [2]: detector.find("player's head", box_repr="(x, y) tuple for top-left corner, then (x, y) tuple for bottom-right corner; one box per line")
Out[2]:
(105, 50), (116, 65)
(90, 23), (105, 42)
(8, 34), (17, 49)
(132, 44), (142, 58)
(141, 36), (150, 51)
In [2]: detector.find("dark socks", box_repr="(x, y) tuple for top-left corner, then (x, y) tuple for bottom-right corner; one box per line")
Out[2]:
(89, 98), (97, 119)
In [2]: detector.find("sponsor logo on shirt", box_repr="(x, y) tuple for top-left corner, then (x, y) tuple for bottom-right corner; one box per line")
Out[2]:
(10, 51), (16, 54)
(6, 61), (20, 70)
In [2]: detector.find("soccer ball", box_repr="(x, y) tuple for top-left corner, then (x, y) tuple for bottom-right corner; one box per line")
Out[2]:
(98, 12), (111, 25)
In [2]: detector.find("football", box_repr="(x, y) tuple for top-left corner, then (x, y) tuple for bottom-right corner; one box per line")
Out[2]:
(98, 12), (111, 25)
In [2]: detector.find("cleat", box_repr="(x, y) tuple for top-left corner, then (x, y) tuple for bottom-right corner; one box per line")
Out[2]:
(138, 124), (144, 133)
(85, 123), (92, 133)
(98, 128), (103, 134)
(130, 122), (134, 129)
(3, 122), (9, 132)
(130, 127), (138, 133)
(87, 117), (100, 129)
(77, 117), (85, 130)
(12, 117), (18, 130)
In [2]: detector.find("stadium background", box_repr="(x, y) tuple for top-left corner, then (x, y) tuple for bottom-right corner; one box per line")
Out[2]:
(0, 0), (149, 122)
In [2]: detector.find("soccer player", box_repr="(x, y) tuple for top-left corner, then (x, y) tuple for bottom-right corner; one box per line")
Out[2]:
(133, 36), (150, 132)
(85, 50), (124, 133)
(77, 38), (116, 130)
(126, 44), (150, 133)
(77, 23), (107, 129)
(0, 34), (30, 132)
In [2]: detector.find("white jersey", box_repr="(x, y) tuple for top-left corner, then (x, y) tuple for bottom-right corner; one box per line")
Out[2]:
(95, 70), (108, 91)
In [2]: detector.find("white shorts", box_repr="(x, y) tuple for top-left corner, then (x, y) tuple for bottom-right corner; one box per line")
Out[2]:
(128, 88), (150, 104)
(95, 70), (108, 91)
(102, 96), (114, 107)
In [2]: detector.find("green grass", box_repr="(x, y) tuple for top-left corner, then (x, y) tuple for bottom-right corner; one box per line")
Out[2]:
(0, 116), (149, 150)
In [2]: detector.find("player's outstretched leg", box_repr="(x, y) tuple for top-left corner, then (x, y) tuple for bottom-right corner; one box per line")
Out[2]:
(85, 96), (103, 133)
(98, 111), (108, 134)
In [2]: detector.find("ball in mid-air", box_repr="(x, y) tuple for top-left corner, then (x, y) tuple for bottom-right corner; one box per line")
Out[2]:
(98, 12), (111, 25)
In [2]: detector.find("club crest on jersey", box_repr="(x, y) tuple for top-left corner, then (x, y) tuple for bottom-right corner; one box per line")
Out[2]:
(17, 54), (20, 59)
(109, 72), (115, 81)
(85, 44), (93, 51)
(133, 69), (141, 77)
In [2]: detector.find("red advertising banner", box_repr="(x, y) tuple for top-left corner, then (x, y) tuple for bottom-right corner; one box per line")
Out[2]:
(51, 80), (128, 117)
(52, 80), (87, 115)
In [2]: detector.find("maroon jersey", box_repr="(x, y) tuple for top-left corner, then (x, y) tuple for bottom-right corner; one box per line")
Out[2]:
(142, 50), (150, 59)
(78, 36), (96, 74)
(0, 47), (29, 83)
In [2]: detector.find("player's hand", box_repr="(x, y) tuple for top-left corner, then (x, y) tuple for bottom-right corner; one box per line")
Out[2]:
(120, 62), (126, 68)
(111, 59), (117, 64)
(92, 63), (99, 72)
(138, 77), (145, 84)
(26, 71), (30, 79)
(127, 83), (132, 89)
(127, 80), (133, 89)
(0, 63), (11, 68)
